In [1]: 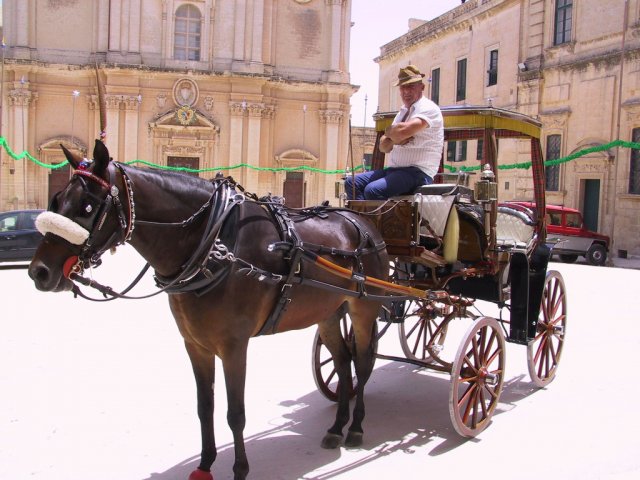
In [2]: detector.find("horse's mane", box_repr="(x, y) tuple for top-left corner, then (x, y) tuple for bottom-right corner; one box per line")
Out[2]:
(123, 163), (216, 199)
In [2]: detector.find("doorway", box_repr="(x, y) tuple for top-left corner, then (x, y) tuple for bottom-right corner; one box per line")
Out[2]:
(283, 172), (305, 208)
(48, 164), (71, 203)
(168, 156), (200, 176)
(582, 179), (600, 231)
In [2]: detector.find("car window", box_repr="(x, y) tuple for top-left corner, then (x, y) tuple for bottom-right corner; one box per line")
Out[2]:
(0, 214), (19, 232)
(547, 212), (561, 226)
(25, 212), (40, 229)
(565, 213), (582, 228)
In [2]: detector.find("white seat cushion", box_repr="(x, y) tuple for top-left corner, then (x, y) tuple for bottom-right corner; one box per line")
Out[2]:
(496, 211), (534, 246)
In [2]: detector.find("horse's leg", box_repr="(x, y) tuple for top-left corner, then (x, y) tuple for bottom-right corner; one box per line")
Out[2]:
(318, 307), (354, 449)
(220, 343), (250, 480)
(345, 307), (377, 448)
(185, 341), (217, 480)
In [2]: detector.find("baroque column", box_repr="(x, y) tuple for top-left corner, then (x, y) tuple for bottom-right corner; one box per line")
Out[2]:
(245, 103), (265, 192)
(104, 95), (122, 160)
(123, 95), (142, 162)
(229, 101), (246, 182)
(319, 108), (343, 205)
(8, 85), (37, 208)
(325, 0), (345, 82)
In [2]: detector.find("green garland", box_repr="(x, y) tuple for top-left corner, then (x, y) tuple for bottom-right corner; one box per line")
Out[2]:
(0, 136), (637, 175)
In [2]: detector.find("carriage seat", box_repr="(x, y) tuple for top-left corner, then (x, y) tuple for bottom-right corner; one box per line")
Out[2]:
(496, 206), (536, 250)
(391, 184), (479, 264)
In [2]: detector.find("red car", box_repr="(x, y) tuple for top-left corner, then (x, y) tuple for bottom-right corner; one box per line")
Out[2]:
(503, 202), (609, 266)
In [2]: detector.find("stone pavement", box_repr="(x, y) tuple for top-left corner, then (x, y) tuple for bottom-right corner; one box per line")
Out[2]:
(610, 253), (640, 269)
(2, 249), (640, 480)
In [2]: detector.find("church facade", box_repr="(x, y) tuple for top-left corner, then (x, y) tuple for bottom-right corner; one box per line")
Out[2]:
(0, 0), (354, 210)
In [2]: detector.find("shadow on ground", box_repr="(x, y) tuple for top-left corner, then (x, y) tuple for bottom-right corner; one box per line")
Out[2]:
(144, 362), (541, 480)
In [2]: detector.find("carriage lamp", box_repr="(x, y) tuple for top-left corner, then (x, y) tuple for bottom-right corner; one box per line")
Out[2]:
(475, 164), (498, 238)
(474, 164), (497, 203)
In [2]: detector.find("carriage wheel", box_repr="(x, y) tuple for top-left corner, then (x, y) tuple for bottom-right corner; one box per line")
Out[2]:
(527, 270), (567, 387)
(449, 316), (506, 437)
(311, 313), (378, 402)
(398, 299), (449, 363)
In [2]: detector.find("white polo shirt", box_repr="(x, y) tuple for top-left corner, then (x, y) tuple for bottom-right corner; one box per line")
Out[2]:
(387, 96), (444, 178)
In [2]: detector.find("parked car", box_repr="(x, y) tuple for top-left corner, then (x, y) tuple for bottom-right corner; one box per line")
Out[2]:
(0, 210), (44, 262)
(503, 202), (609, 266)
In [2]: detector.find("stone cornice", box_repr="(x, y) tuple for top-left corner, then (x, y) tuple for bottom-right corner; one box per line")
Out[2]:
(376, 0), (509, 62)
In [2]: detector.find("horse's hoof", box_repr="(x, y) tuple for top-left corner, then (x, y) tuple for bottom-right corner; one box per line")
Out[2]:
(189, 468), (214, 480)
(345, 431), (363, 448)
(321, 432), (343, 449)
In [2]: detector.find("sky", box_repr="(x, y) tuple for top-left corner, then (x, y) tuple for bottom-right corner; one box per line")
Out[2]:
(349, 0), (461, 127)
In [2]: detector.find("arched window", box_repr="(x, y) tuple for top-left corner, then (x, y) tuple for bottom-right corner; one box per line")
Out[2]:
(174, 4), (201, 61)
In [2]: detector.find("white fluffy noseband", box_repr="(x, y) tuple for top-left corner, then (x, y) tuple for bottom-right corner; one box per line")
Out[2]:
(35, 211), (90, 245)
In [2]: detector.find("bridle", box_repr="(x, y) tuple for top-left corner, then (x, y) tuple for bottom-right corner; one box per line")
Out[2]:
(47, 164), (247, 301)
(52, 160), (135, 279)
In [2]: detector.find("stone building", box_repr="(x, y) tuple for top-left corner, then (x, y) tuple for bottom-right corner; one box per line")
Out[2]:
(0, 0), (354, 210)
(375, 0), (640, 256)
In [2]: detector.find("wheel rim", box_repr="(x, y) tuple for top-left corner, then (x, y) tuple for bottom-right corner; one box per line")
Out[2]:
(398, 300), (448, 363)
(527, 270), (567, 387)
(449, 317), (505, 437)
(311, 315), (378, 402)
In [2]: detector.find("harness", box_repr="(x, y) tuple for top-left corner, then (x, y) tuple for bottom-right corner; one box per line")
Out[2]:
(52, 165), (388, 327)
(244, 197), (386, 336)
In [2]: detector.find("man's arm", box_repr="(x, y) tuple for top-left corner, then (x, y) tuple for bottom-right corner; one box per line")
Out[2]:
(384, 117), (429, 144)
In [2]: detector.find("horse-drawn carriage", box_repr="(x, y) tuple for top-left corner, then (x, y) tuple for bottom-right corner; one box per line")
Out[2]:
(28, 99), (566, 479)
(312, 105), (567, 437)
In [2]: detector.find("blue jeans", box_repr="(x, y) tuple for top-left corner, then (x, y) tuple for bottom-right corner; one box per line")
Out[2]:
(344, 167), (432, 200)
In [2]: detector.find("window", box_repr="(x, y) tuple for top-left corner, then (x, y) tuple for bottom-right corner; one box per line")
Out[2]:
(0, 214), (18, 232)
(629, 127), (640, 194)
(456, 58), (467, 102)
(554, 0), (573, 45)
(174, 4), (201, 61)
(431, 68), (440, 105)
(447, 141), (467, 162)
(547, 212), (562, 226)
(487, 50), (498, 86)
(545, 134), (561, 191)
(476, 139), (484, 161)
(565, 212), (582, 228)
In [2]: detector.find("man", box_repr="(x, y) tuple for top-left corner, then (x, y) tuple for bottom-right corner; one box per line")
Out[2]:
(345, 65), (444, 200)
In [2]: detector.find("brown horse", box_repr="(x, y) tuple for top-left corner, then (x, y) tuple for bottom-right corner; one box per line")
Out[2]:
(28, 139), (389, 480)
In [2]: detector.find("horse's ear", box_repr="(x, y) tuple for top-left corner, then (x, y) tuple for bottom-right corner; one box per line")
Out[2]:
(92, 139), (111, 177)
(60, 144), (83, 169)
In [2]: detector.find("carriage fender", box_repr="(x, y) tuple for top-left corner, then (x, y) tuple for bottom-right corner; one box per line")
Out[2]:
(508, 251), (529, 344)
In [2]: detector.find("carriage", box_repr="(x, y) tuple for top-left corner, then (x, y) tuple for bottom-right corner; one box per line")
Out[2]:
(311, 105), (567, 437)
(28, 93), (566, 479)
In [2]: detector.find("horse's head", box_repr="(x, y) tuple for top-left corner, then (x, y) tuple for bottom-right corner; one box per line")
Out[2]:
(29, 140), (130, 292)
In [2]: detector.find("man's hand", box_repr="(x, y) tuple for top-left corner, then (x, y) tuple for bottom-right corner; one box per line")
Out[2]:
(380, 135), (394, 153)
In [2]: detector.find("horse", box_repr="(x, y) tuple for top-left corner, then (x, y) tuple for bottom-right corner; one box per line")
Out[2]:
(28, 139), (390, 480)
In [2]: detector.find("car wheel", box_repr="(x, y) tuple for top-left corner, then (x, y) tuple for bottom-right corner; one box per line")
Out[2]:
(559, 254), (578, 263)
(586, 244), (607, 266)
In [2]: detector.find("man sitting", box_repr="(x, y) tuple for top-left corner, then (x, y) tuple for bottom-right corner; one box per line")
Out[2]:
(345, 65), (444, 200)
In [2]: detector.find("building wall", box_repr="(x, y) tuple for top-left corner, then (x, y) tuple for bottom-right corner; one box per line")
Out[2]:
(0, 0), (354, 211)
(376, 0), (640, 256)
